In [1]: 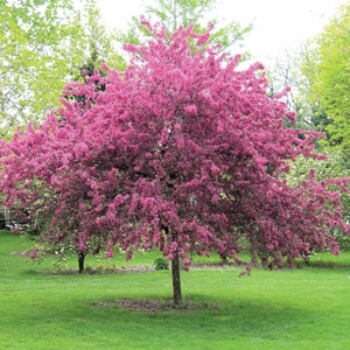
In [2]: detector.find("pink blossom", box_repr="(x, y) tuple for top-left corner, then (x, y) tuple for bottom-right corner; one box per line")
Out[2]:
(211, 194), (220, 204)
(184, 104), (198, 116)
(210, 164), (220, 175)
(309, 168), (316, 181)
(29, 250), (37, 259)
(167, 253), (174, 260)
(217, 119), (224, 133)
(199, 89), (212, 101)
(196, 32), (210, 46)
(106, 250), (113, 259)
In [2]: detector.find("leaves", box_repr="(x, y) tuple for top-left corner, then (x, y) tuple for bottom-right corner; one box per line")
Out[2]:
(117, 0), (251, 53)
(0, 0), (124, 138)
(301, 3), (350, 151)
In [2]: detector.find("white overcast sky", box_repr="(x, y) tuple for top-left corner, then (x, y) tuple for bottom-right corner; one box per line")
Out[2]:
(96, 0), (347, 64)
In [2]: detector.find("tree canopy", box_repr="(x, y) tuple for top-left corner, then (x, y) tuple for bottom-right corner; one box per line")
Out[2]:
(301, 3), (350, 151)
(118, 0), (251, 53)
(1, 22), (349, 306)
(0, 0), (123, 138)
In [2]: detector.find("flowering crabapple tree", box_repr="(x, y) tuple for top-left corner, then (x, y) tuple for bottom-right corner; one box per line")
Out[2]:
(1, 22), (349, 306)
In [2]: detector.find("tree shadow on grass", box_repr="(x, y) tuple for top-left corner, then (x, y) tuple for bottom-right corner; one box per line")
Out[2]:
(88, 294), (321, 345)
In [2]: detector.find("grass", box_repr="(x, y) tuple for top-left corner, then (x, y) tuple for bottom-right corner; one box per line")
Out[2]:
(1, 230), (350, 349)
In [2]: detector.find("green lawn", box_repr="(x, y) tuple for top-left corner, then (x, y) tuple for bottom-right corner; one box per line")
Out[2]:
(1, 230), (350, 349)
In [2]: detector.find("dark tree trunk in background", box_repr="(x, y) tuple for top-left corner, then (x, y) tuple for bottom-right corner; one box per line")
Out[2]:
(78, 250), (86, 273)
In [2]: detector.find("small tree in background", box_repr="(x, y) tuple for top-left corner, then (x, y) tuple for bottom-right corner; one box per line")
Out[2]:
(1, 22), (349, 306)
(118, 0), (251, 53)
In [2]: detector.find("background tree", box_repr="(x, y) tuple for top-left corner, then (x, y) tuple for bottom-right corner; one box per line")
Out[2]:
(1, 23), (349, 307)
(296, 3), (350, 235)
(118, 0), (251, 54)
(264, 24), (350, 254)
(301, 2), (350, 151)
(0, 0), (122, 138)
(76, 0), (126, 78)
(265, 47), (326, 136)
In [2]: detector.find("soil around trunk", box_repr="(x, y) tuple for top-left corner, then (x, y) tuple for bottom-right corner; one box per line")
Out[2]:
(95, 298), (220, 312)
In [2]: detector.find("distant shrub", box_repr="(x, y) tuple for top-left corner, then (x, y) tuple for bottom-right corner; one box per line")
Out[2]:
(336, 235), (350, 252)
(154, 257), (169, 270)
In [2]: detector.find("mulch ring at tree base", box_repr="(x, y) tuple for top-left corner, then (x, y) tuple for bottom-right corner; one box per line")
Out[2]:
(95, 299), (220, 313)
(11, 249), (36, 257)
(41, 265), (155, 275)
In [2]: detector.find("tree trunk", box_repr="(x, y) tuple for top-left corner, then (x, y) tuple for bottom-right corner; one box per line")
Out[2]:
(162, 224), (182, 307)
(78, 251), (86, 273)
(171, 249), (182, 307)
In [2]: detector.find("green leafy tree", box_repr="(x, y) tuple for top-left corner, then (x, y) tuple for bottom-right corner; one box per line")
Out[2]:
(118, 0), (251, 53)
(298, 3), (350, 228)
(301, 3), (350, 151)
(0, 0), (122, 138)
(76, 0), (126, 78)
(1, 0), (78, 135)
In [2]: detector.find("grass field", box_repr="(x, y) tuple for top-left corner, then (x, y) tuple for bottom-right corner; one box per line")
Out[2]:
(1, 230), (350, 349)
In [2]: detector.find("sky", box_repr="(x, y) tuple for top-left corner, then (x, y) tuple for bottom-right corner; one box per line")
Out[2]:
(96, 0), (347, 65)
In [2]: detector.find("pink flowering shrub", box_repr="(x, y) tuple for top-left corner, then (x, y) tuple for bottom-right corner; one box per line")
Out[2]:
(0, 22), (349, 278)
